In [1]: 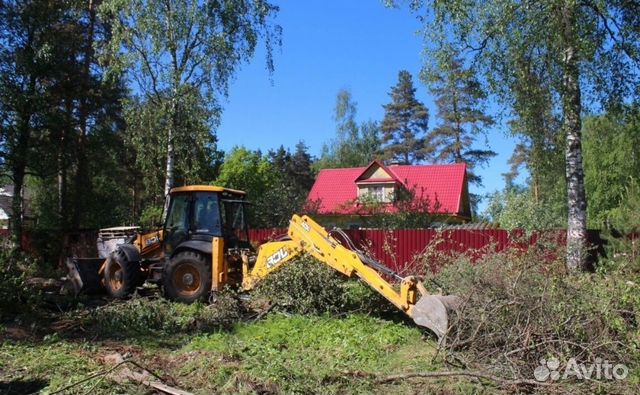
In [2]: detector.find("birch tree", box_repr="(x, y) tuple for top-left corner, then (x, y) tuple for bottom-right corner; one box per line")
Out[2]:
(100, 0), (281, 196)
(401, 0), (640, 271)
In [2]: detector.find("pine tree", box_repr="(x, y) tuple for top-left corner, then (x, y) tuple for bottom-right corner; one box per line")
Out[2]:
(290, 141), (315, 191)
(427, 53), (495, 186)
(0, 0), (125, 242)
(380, 70), (430, 165)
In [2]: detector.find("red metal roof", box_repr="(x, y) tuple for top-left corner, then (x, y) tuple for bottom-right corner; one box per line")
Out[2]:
(307, 162), (468, 215)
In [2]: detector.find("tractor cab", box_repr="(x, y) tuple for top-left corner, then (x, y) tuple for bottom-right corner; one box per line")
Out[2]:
(151, 185), (254, 302)
(163, 185), (251, 257)
(70, 185), (253, 301)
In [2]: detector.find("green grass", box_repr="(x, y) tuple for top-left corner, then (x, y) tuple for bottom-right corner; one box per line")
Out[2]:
(180, 315), (452, 394)
(0, 339), (145, 394)
(2, 313), (487, 395)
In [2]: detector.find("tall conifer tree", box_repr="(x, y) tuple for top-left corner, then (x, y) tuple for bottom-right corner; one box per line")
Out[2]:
(427, 51), (496, 187)
(380, 70), (430, 164)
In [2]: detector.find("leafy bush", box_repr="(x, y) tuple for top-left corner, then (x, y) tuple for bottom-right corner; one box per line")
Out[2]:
(85, 291), (244, 336)
(0, 247), (41, 317)
(427, 243), (639, 390)
(484, 187), (565, 231)
(252, 254), (391, 315)
(346, 186), (441, 229)
(252, 255), (346, 315)
(602, 178), (640, 272)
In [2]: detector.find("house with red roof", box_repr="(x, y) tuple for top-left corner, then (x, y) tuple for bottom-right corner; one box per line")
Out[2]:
(306, 160), (471, 228)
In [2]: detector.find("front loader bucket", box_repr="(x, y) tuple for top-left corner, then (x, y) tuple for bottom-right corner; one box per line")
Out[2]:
(410, 294), (461, 344)
(65, 257), (106, 296)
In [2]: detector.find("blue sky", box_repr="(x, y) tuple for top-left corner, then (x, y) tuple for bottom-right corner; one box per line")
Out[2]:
(216, 1), (522, 212)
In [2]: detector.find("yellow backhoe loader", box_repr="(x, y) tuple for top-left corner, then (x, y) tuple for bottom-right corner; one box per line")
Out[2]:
(67, 185), (459, 341)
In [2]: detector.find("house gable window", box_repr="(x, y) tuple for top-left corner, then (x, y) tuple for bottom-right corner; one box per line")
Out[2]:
(358, 184), (393, 203)
(354, 161), (400, 204)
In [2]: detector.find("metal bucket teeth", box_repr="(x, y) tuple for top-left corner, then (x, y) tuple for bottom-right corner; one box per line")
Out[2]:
(410, 295), (461, 344)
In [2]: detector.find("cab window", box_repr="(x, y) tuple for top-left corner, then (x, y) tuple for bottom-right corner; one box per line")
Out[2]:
(164, 193), (191, 255)
(165, 194), (190, 232)
(191, 192), (222, 236)
(221, 199), (250, 247)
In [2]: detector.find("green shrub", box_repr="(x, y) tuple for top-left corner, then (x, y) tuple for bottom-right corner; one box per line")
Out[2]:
(86, 290), (244, 336)
(252, 254), (392, 316)
(0, 247), (41, 317)
(252, 255), (347, 315)
(602, 178), (640, 273)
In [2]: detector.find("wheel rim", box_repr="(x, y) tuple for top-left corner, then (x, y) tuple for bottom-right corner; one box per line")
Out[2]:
(108, 259), (124, 291)
(172, 263), (202, 297)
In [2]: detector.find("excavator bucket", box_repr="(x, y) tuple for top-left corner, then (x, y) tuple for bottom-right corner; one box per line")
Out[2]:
(410, 294), (461, 345)
(65, 257), (106, 296)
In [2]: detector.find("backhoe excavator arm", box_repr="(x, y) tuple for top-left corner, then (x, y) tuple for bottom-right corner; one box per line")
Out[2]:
(242, 214), (459, 342)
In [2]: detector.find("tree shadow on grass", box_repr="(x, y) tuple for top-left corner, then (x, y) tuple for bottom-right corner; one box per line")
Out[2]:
(0, 379), (48, 395)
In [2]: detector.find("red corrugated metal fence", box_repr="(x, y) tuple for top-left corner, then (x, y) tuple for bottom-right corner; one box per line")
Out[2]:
(248, 228), (605, 273)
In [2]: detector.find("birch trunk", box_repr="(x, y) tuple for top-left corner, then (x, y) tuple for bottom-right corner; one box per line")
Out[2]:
(561, 1), (588, 271)
(163, 121), (175, 196)
(164, 95), (177, 196)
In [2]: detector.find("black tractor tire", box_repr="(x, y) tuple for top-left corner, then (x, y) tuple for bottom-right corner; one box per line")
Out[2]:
(163, 251), (212, 303)
(104, 248), (141, 298)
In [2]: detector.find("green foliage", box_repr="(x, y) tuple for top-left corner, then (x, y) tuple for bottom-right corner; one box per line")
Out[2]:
(139, 204), (163, 228)
(216, 147), (275, 197)
(415, 0), (640, 109)
(0, 248), (41, 317)
(426, 48), (495, 189)
(125, 90), (223, 204)
(1, 0), (127, 241)
(601, 178), (640, 266)
(1, 0), (282, 259)
(269, 142), (316, 193)
(82, 127), (134, 228)
(252, 254), (392, 316)
(99, 0), (280, 195)
(215, 146), (277, 227)
(252, 255), (348, 315)
(502, 53), (565, 213)
(85, 293), (243, 337)
(259, 143), (316, 227)
(351, 186), (441, 228)
(483, 187), (564, 231)
(316, 89), (381, 169)
(215, 144), (316, 228)
(584, 107), (640, 228)
(607, 178), (640, 235)
(380, 70), (430, 164)
(411, 0), (640, 269)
